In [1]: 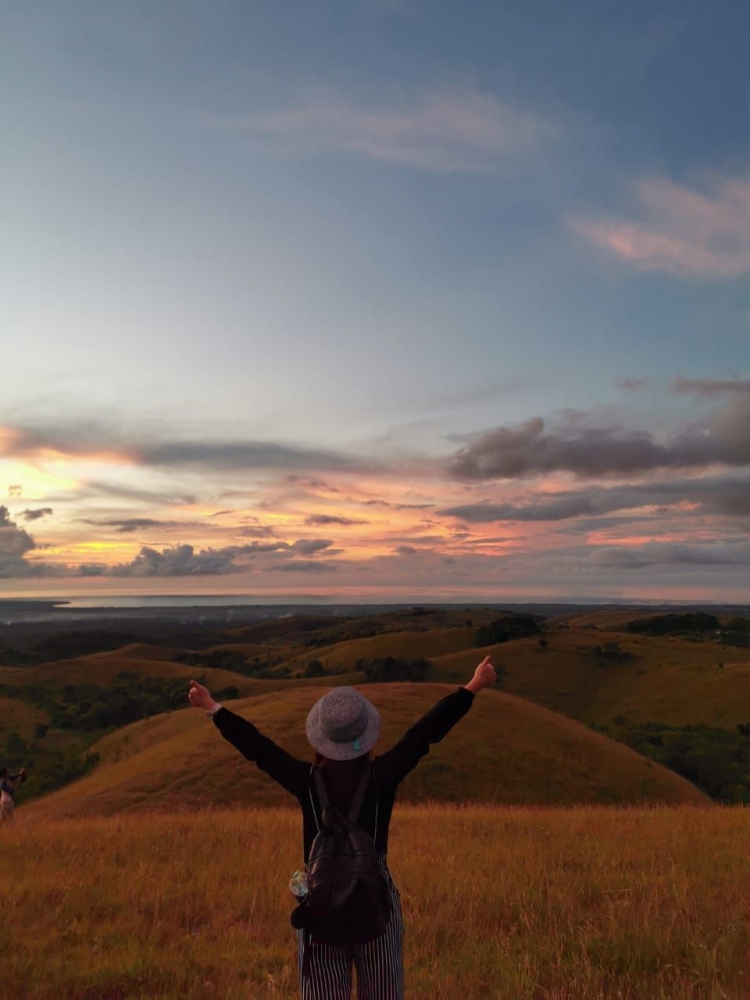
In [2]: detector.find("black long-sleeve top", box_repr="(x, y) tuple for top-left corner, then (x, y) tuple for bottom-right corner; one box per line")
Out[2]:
(213, 687), (474, 861)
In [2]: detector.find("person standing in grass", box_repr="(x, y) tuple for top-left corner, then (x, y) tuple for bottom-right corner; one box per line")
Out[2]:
(188, 655), (496, 1000)
(0, 767), (26, 824)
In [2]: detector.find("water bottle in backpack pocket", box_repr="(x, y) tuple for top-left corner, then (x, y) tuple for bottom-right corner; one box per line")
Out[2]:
(289, 870), (309, 900)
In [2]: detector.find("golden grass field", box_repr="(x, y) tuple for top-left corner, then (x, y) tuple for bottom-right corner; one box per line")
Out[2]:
(3, 610), (750, 998)
(2, 805), (749, 1000)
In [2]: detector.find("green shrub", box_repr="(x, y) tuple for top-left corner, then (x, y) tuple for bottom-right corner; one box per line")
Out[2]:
(360, 656), (431, 682)
(475, 615), (541, 647)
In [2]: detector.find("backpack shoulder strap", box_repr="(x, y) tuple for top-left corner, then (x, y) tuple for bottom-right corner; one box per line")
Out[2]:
(313, 768), (330, 813)
(348, 764), (372, 824)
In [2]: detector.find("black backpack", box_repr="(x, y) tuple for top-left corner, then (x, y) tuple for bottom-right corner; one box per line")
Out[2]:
(303, 764), (391, 947)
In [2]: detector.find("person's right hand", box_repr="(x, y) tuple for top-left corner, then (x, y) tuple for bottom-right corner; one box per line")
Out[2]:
(188, 679), (216, 711)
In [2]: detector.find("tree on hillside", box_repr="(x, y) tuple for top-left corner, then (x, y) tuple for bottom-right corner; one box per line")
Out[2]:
(615, 721), (750, 803)
(475, 616), (541, 647)
(359, 656), (430, 682)
(592, 641), (634, 666)
(627, 613), (721, 637)
(726, 617), (750, 632)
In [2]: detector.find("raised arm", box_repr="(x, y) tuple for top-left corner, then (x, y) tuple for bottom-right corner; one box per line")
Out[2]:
(188, 680), (308, 799)
(374, 655), (496, 788)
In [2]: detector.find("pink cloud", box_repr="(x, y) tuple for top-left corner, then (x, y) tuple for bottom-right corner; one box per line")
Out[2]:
(571, 173), (750, 278)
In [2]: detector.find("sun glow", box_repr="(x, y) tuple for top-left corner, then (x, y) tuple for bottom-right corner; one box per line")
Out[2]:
(0, 459), (79, 497)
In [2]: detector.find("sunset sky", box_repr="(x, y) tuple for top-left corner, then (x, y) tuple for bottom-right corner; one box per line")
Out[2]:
(1, 1), (749, 602)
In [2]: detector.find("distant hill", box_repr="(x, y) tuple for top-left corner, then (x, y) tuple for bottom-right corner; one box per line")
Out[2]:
(0, 649), (257, 692)
(427, 627), (750, 727)
(20, 683), (706, 821)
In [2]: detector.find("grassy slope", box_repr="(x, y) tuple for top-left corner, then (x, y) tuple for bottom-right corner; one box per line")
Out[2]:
(20, 683), (705, 820)
(115, 641), (285, 660)
(0, 695), (48, 739)
(0, 652), (258, 693)
(279, 626), (479, 676)
(428, 628), (750, 726)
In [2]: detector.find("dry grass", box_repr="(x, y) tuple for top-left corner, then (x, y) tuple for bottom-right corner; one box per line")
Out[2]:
(1, 805), (748, 999)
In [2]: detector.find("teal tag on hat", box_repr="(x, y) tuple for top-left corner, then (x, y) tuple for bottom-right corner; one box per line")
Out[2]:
(353, 738), (361, 752)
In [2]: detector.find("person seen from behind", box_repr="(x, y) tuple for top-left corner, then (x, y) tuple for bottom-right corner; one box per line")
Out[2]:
(188, 654), (496, 1000)
(0, 767), (26, 824)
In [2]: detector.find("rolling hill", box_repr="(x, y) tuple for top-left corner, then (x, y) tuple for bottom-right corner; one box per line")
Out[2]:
(0, 648), (259, 693)
(427, 628), (750, 727)
(5, 605), (749, 814)
(19, 682), (706, 821)
(7, 621), (747, 730)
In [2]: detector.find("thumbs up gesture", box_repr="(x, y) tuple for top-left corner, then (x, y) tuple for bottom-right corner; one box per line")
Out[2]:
(188, 679), (216, 711)
(465, 655), (497, 694)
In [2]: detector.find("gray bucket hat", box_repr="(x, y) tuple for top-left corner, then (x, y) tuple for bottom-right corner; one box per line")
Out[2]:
(306, 687), (381, 760)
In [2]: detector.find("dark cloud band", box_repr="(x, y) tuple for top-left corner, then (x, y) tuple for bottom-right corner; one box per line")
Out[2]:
(449, 396), (750, 480)
(441, 473), (750, 523)
(1, 421), (371, 475)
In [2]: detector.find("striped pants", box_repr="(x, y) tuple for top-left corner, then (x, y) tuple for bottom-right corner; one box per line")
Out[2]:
(297, 866), (404, 1000)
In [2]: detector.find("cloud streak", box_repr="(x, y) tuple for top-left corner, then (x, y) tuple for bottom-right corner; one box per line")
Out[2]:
(0, 422), (371, 475)
(219, 87), (554, 173)
(82, 518), (177, 534)
(304, 514), (368, 526)
(571, 172), (750, 279)
(591, 541), (750, 570)
(20, 508), (53, 522)
(441, 472), (750, 523)
(673, 377), (750, 398)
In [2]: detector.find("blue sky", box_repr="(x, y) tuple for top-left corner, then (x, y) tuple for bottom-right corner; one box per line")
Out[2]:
(0, 0), (749, 600)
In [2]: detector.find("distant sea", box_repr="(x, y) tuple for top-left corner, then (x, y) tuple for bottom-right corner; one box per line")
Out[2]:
(2, 594), (746, 612)
(1, 594), (746, 622)
(0, 594), (364, 627)
(54, 595), (338, 609)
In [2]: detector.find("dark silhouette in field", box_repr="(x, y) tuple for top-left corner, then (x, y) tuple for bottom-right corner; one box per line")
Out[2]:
(0, 766), (26, 824)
